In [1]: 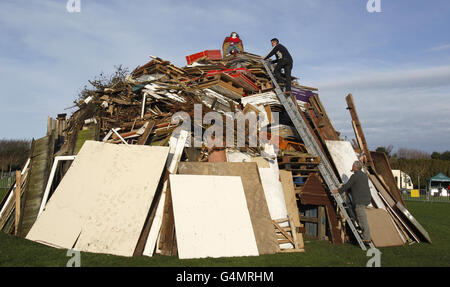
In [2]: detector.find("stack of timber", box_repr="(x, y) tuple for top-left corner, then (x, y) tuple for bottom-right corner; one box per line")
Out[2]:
(0, 44), (431, 260)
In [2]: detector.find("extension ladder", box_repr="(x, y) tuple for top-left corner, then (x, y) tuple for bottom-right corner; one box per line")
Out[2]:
(261, 59), (374, 251)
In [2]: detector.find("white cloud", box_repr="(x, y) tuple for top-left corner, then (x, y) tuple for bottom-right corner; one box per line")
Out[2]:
(428, 44), (450, 52)
(318, 65), (450, 91)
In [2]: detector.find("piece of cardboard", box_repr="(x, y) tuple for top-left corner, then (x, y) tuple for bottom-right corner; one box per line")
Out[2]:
(366, 207), (405, 247)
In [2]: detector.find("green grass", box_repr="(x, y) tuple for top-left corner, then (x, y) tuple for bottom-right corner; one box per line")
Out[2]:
(0, 201), (449, 267)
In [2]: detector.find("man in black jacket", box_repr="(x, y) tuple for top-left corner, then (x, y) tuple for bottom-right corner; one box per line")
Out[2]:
(263, 38), (293, 93)
(333, 160), (372, 243)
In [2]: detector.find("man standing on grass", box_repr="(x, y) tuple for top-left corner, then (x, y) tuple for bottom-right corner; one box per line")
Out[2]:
(333, 160), (372, 244)
(263, 38), (293, 94)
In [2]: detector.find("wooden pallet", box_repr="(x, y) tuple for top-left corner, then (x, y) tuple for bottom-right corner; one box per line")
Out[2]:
(289, 169), (319, 176)
(273, 217), (304, 253)
(277, 155), (321, 165)
(279, 161), (320, 170)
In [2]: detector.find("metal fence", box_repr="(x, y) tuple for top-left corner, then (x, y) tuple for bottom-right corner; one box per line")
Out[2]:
(402, 189), (450, 203)
(0, 176), (15, 194)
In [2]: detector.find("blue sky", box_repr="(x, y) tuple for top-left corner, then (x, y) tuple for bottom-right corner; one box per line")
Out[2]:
(0, 0), (449, 153)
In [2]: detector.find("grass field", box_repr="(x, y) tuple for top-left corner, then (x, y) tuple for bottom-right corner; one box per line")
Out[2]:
(0, 201), (449, 267)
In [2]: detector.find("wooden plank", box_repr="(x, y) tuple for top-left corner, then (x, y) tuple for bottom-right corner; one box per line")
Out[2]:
(14, 171), (21, 236)
(289, 216), (301, 249)
(19, 134), (54, 237)
(369, 174), (415, 243)
(279, 171), (301, 228)
(324, 203), (343, 244)
(143, 131), (188, 257)
(299, 216), (319, 223)
(273, 221), (295, 245)
(208, 148), (227, 162)
(345, 94), (376, 171)
(371, 151), (406, 205)
(158, 187), (176, 256)
(137, 120), (156, 145)
(0, 164), (30, 231)
(133, 170), (167, 256)
(279, 170), (304, 249)
(306, 104), (329, 142)
(308, 95), (340, 140)
(318, 206), (326, 240)
(351, 121), (363, 151)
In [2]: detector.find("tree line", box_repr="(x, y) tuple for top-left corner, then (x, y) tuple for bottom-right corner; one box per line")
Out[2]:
(0, 139), (31, 177)
(376, 146), (450, 189)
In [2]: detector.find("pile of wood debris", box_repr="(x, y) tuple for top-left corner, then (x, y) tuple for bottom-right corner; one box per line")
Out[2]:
(0, 49), (431, 260)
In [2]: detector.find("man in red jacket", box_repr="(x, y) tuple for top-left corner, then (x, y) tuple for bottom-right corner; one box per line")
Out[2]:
(223, 32), (243, 56)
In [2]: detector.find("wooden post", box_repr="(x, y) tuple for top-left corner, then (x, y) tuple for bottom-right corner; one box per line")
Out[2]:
(345, 94), (376, 172)
(47, 116), (52, 136)
(318, 206), (326, 240)
(14, 171), (21, 236)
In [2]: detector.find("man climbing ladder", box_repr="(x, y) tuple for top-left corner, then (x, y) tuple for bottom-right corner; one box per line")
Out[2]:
(260, 58), (373, 250)
(263, 38), (293, 93)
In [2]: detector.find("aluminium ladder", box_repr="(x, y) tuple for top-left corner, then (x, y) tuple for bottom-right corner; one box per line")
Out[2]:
(261, 59), (374, 251)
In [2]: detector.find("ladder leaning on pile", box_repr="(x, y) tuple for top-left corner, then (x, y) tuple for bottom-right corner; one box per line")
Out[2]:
(261, 59), (374, 251)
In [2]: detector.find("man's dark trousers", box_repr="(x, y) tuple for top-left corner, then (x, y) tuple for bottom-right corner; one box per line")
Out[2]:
(274, 59), (292, 92)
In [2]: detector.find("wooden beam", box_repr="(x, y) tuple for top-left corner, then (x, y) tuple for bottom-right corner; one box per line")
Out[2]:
(351, 120), (363, 150)
(318, 206), (326, 240)
(345, 94), (376, 171)
(272, 221), (295, 245)
(137, 120), (156, 145)
(300, 216), (319, 223)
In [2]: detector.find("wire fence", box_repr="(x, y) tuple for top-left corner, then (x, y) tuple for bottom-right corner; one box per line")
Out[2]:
(0, 176), (15, 200)
(402, 189), (450, 203)
(0, 176), (14, 188)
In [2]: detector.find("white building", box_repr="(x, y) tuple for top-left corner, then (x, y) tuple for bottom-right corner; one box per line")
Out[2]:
(392, 170), (414, 190)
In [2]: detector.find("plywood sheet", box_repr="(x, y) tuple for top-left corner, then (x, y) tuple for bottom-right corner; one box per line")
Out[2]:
(226, 151), (288, 221)
(26, 141), (169, 257)
(177, 162), (278, 255)
(371, 151), (406, 205)
(369, 174), (396, 208)
(366, 208), (404, 247)
(279, 170), (301, 228)
(325, 140), (385, 209)
(170, 174), (259, 259)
